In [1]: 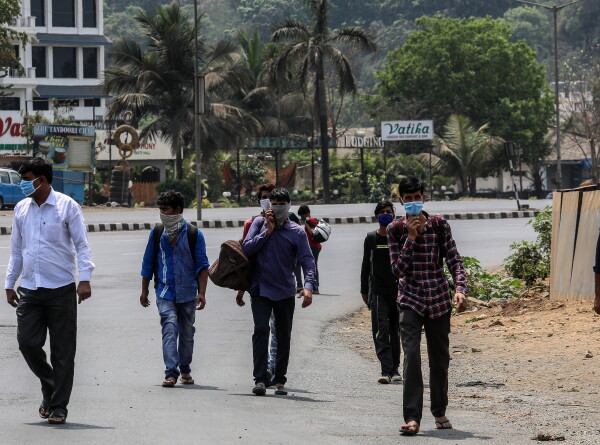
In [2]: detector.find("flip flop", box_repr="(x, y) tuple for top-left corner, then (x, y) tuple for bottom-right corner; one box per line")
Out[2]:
(400, 422), (419, 436)
(180, 375), (194, 385)
(39, 402), (51, 419)
(162, 377), (177, 387)
(435, 419), (453, 429)
(48, 409), (67, 425)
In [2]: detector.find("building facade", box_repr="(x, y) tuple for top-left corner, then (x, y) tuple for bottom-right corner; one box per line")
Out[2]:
(0, 0), (109, 154)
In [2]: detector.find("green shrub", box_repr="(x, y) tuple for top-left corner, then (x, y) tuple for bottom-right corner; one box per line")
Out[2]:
(446, 256), (523, 301)
(156, 179), (196, 208)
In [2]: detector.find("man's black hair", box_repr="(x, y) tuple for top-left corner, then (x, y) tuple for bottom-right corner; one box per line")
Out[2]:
(157, 190), (185, 212)
(269, 187), (290, 203)
(298, 205), (310, 216)
(398, 177), (424, 198)
(19, 157), (53, 184)
(374, 200), (395, 216)
(257, 183), (275, 202)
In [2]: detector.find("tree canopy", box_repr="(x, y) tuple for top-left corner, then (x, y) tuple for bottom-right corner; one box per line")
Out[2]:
(366, 15), (554, 149)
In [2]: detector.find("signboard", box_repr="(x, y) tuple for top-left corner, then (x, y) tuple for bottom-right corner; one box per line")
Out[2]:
(381, 120), (434, 141)
(341, 136), (384, 148)
(0, 113), (27, 151)
(95, 130), (175, 161)
(33, 124), (95, 171)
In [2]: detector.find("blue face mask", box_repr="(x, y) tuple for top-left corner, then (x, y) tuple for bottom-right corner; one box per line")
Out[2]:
(20, 177), (41, 197)
(403, 201), (423, 216)
(378, 213), (394, 227)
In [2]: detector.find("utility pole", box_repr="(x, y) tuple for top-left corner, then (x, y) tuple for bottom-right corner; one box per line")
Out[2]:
(516, 0), (584, 189)
(193, 0), (204, 220)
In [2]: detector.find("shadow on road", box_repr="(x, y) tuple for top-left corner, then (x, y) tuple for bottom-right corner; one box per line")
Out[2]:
(229, 393), (332, 403)
(153, 384), (224, 391)
(25, 422), (115, 430)
(419, 428), (493, 441)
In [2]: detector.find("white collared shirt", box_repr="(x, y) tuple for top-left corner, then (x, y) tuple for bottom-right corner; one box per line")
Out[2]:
(5, 188), (95, 290)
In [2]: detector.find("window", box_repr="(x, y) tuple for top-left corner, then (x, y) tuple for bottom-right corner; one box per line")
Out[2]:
(13, 45), (19, 60)
(84, 98), (101, 107)
(82, 0), (97, 28)
(83, 48), (98, 78)
(33, 100), (50, 111)
(53, 0), (75, 27)
(0, 172), (10, 184)
(54, 99), (79, 108)
(0, 97), (20, 110)
(53, 47), (77, 78)
(31, 0), (45, 26)
(32, 46), (47, 78)
(9, 172), (21, 184)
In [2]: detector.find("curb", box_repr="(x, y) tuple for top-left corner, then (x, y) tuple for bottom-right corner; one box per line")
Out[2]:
(0, 210), (540, 236)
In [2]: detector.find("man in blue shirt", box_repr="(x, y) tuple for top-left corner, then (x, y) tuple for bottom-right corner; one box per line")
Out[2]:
(243, 188), (316, 396)
(140, 191), (210, 387)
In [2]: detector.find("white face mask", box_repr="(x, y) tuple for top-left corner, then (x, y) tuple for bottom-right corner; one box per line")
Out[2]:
(160, 213), (184, 240)
(271, 203), (291, 225)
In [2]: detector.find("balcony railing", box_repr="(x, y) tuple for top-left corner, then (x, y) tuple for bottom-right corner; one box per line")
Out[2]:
(10, 16), (36, 28)
(0, 67), (36, 79)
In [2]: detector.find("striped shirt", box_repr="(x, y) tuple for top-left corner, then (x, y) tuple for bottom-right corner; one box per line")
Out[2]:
(387, 214), (467, 319)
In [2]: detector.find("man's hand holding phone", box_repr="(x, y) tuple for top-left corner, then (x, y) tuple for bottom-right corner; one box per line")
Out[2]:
(264, 209), (276, 234)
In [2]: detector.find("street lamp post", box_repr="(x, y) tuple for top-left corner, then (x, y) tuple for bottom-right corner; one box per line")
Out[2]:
(193, 0), (205, 220)
(516, 0), (583, 190)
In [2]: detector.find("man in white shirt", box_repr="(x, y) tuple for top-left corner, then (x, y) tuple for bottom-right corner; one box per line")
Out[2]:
(5, 158), (95, 425)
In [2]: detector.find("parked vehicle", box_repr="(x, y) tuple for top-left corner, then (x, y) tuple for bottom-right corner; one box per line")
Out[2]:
(0, 168), (25, 209)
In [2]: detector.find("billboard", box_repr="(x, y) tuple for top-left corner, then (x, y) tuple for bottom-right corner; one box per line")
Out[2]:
(0, 113), (27, 152)
(33, 124), (96, 171)
(381, 120), (434, 141)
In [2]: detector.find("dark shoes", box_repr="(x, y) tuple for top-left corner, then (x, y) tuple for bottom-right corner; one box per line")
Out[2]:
(252, 382), (266, 396)
(274, 384), (288, 396)
(47, 408), (67, 424)
(392, 371), (403, 383)
(378, 374), (392, 384)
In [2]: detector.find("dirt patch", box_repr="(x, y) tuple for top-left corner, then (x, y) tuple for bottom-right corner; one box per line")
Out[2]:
(333, 296), (600, 443)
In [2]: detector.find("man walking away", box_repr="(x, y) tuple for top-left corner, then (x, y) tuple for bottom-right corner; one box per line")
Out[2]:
(387, 177), (467, 436)
(360, 201), (401, 384)
(298, 205), (321, 294)
(243, 188), (316, 396)
(5, 158), (95, 424)
(140, 191), (209, 387)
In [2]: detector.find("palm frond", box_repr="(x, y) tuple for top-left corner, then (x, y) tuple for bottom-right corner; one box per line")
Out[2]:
(331, 27), (377, 53)
(272, 20), (310, 42)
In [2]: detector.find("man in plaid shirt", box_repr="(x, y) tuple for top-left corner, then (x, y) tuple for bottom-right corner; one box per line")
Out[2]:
(387, 177), (467, 436)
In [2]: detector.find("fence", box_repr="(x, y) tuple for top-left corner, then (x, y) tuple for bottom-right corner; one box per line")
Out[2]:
(550, 187), (600, 301)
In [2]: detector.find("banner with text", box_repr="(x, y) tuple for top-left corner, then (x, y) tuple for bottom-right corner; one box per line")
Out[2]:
(33, 124), (95, 171)
(381, 120), (434, 141)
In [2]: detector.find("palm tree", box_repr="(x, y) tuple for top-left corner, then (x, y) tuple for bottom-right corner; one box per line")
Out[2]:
(104, 2), (258, 179)
(433, 114), (503, 196)
(271, 0), (376, 203)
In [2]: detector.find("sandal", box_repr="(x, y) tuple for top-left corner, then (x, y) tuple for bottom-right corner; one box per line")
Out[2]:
(48, 409), (67, 424)
(39, 401), (51, 419)
(400, 421), (419, 436)
(252, 382), (266, 396)
(435, 418), (452, 429)
(162, 376), (177, 387)
(274, 384), (288, 396)
(180, 375), (194, 385)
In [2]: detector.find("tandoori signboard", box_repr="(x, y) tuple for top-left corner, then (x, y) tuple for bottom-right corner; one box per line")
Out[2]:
(381, 120), (434, 141)
(33, 124), (96, 171)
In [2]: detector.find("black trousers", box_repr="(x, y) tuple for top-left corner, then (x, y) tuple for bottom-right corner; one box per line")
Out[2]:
(16, 283), (77, 414)
(399, 308), (451, 424)
(370, 292), (400, 375)
(251, 295), (295, 385)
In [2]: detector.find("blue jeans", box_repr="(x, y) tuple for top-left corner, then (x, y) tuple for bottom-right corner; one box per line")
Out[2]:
(156, 297), (196, 379)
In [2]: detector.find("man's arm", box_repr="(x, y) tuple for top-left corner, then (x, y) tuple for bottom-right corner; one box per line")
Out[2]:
(196, 269), (208, 310)
(440, 219), (467, 312)
(140, 229), (157, 307)
(194, 230), (210, 310)
(66, 201), (95, 284)
(360, 234), (371, 306)
(297, 231), (316, 308)
(387, 221), (414, 278)
(5, 210), (23, 307)
(242, 215), (271, 256)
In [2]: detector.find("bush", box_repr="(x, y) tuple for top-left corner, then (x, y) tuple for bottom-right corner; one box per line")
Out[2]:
(156, 179), (196, 208)
(503, 206), (551, 286)
(445, 256), (523, 301)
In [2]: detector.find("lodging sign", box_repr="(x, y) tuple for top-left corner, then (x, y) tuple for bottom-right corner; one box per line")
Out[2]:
(381, 120), (434, 141)
(33, 124), (96, 172)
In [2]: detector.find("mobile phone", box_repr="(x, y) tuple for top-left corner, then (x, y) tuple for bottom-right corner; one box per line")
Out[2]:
(260, 198), (271, 213)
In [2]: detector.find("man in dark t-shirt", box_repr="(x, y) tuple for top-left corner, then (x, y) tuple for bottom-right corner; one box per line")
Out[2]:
(360, 200), (401, 384)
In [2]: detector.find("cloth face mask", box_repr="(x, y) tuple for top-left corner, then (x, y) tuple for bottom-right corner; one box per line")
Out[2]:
(271, 203), (291, 225)
(20, 177), (41, 197)
(403, 201), (423, 216)
(160, 213), (184, 240)
(378, 213), (394, 227)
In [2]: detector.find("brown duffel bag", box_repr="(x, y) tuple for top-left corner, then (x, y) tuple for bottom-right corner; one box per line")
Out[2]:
(208, 240), (252, 291)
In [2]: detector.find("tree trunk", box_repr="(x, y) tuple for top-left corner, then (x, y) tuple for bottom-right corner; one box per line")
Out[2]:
(175, 147), (183, 180)
(468, 177), (476, 197)
(316, 62), (330, 204)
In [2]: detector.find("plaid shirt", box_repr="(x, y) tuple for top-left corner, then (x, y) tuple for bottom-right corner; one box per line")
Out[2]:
(387, 213), (467, 319)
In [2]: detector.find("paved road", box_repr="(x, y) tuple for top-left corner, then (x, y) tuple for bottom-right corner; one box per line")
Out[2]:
(0, 220), (538, 444)
(0, 199), (552, 226)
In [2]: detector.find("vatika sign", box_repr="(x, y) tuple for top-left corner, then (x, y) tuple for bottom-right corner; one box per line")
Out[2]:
(381, 120), (434, 141)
